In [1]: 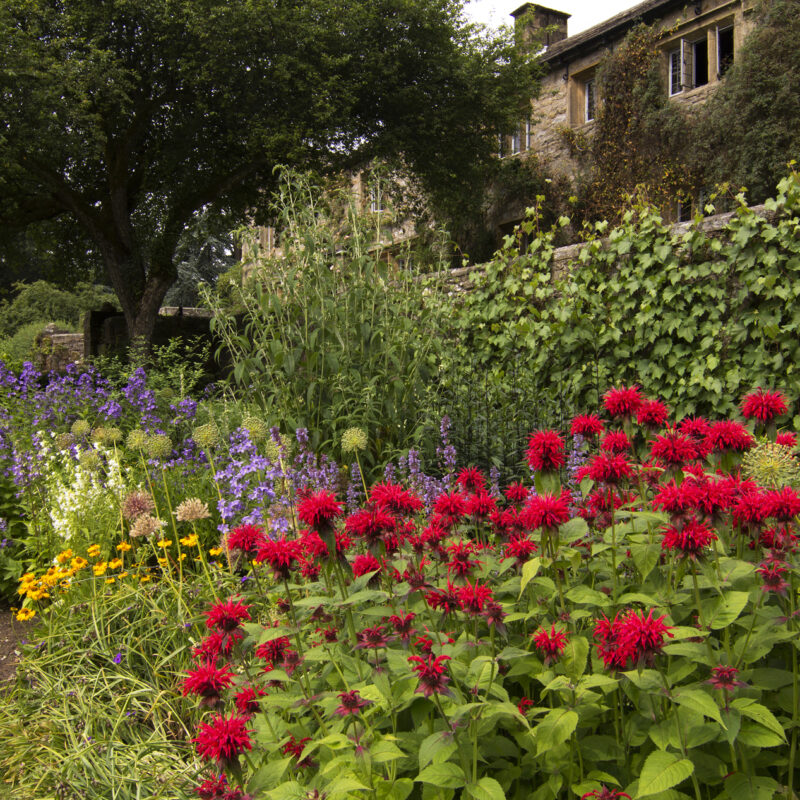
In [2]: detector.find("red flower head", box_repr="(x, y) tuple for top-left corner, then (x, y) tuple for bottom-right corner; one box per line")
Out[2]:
(532, 624), (568, 664)
(352, 553), (383, 586)
(741, 388), (789, 422)
(194, 774), (247, 800)
(517, 696), (534, 716)
(570, 414), (605, 437)
(446, 539), (482, 578)
(255, 635), (291, 664)
(581, 788), (632, 800)
(334, 689), (372, 717)
(457, 467), (487, 492)
(636, 398), (669, 428)
(183, 661), (234, 707)
(433, 491), (469, 524)
(603, 385), (643, 418)
(661, 519), (717, 558)
(388, 612), (416, 643)
(193, 713), (253, 767)
(521, 491), (571, 530)
(282, 735), (315, 768)
(600, 431), (632, 453)
(466, 490), (497, 518)
(764, 487), (800, 522)
(678, 416), (712, 440)
(205, 598), (251, 633)
(408, 654), (452, 696)
(425, 581), (462, 615)
(707, 665), (745, 691)
(732, 488), (769, 527)
(526, 430), (566, 472)
(345, 508), (396, 550)
(617, 609), (674, 667)
(297, 491), (343, 529)
(504, 535), (538, 568)
(650, 428), (698, 467)
(704, 420), (754, 454)
(776, 431), (797, 447)
(225, 524), (266, 556)
(457, 581), (494, 614)
(756, 560), (790, 595)
(193, 629), (244, 662)
(505, 482), (530, 504)
(369, 482), (423, 515)
(355, 625), (392, 649)
(234, 686), (267, 716)
(254, 536), (302, 580)
(582, 453), (634, 485)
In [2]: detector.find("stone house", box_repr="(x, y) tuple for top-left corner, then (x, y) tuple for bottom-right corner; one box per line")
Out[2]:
(500, 0), (759, 224)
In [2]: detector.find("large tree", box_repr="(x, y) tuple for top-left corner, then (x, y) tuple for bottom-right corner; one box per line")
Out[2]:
(0, 0), (536, 343)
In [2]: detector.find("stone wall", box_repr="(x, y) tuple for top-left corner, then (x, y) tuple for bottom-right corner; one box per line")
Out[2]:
(33, 324), (85, 373)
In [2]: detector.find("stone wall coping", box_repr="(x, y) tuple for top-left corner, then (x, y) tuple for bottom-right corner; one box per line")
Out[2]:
(158, 306), (214, 318)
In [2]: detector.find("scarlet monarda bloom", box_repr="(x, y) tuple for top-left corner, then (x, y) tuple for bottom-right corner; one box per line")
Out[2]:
(603, 385), (643, 418)
(707, 665), (745, 691)
(505, 482), (530, 503)
(234, 686), (267, 716)
(581, 788), (632, 800)
(388, 612), (416, 643)
(764, 486), (800, 521)
(433, 491), (469, 521)
(355, 625), (391, 649)
(457, 581), (493, 614)
(532, 624), (568, 664)
(408, 654), (452, 696)
(466, 490), (497, 518)
(255, 536), (302, 579)
(456, 466), (486, 491)
(600, 431), (632, 453)
(704, 420), (754, 453)
(661, 519), (717, 558)
(183, 661), (234, 707)
(594, 609), (673, 670)
(570, 414), (604, 437)
(193, 713), (253, 766)
(225, 523), (266, 555)
(446, 539), (481, 578)
(345, 508), (396, 549)
(636, 398), (669, 428)
(678, 416), (712, 440)
(776, 431), (797, 447)
(504, 535), (537, 568)
(297, 491), (343, 529)
(741, 388), (789, 422)
(581, 453), (634, 485)
(352, 553), (382, 585)
(334, 689), (372, 716)
(521, 491), (571, 530)
(369, 482), (423, 515)
(205, 598), (251, 632)
(756, 559), (789, 594)
(650, 429), (698, 467)
(526, 430), (566, 472)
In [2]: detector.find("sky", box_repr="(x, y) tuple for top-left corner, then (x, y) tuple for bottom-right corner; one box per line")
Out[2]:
(463, 0), (641, 36)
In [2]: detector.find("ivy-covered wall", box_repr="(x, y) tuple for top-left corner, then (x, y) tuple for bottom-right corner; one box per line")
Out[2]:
(445, 170), (800, 429)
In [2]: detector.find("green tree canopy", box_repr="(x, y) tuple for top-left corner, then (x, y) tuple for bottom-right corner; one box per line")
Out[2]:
(0, 0), (537, 343)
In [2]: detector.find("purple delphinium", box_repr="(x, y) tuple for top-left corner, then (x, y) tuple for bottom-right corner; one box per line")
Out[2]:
(346, 462), (363, 512)
(566, 434), (587, 509)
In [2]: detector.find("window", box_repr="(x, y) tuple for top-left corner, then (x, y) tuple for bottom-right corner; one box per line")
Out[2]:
(669, 49), (682, 95)
(677, 198), (692, 223)
(511, 129), (521, 155)
(585, 79), (596, 122)
(693, 38), (708, 86)
(717, 25), (734, 76)
(525, 118), (532, 149)
(369, 185), (383, 214)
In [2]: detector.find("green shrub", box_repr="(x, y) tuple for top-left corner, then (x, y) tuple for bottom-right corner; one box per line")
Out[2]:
(0, 318), (75, 368)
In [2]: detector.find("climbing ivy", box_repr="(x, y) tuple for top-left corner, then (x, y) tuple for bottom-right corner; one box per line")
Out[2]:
(448, 169), (800, 423)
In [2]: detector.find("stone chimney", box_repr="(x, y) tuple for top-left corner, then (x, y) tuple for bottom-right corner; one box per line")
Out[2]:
(511, 3), (570, 49)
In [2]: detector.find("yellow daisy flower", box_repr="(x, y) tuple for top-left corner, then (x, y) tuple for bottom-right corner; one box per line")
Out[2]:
(16, 608), (36, 622)
(87, 544), (101, 558)
(116, 542), (132, 552)
(156, 539), (172, 549)
(108, 559), (123, 570)
(179, 534), (199, 548)
(93, 562), (108, 576)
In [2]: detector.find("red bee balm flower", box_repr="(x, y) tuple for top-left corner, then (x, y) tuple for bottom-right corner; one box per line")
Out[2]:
(600, 431), (632, 453)
(234, 686), (267, 716)
(756, 560), (789, 595)
(704, 420), (754, 453)
(193, 713), (253, 767)
(183, 661), (234, 707)
(369, 482), (423, 514)
(570, 414), (604, 437)
(205, 598), (251, 632)
(505, 482), (530, 503)
(636, 398), (669, 428)
(254, 536), (302, 579)
(741, 388), (788, 422)
(297, 491), (343, 528)
(457, 581), (494, 614)
(526, 430), (566, 472)
(603, 385), (643, 418)
(334, 689), (372, 716)
(661, 519), (717, 558)
(457, 467), (487, 491)
(776, 431), (797, 447)
(594, 609), (673, 670)
(764, 487), (800, 521)
(408, 654), (452, 696)
(532, 624), (568, 664)
(650, 429), (698, 466)
(582, 788), (632, 800)
(521, 491), (571, 530)
(582, 453), (634, 485)
(708, 665), (745, 691)
(225, 524), (266, 555)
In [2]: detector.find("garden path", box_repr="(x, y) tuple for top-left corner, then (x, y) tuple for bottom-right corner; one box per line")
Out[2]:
(0, 611), (32, 687)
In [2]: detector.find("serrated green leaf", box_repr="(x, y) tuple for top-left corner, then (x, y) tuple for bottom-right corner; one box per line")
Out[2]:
(466, 777), (506, 800)
(675, 689), (725, 728)
(519, 557), (541, 598)
(636, 751), (694, 797)
(415, 762), (467, 789)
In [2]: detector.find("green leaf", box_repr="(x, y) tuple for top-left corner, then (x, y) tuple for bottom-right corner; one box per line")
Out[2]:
(705, 591), (750, 629)
(561, 635), (589, 679)
(465, 777), (506, 800)
(519, 557), (541, 598)
(535, 708), (578, 755)
(675, 689), (725, 728)
(635, 751), (694, 797)
(327, 775), (371, 797)
(375, 779), (414, 800)
(724, 773), (780, 800)
(415, 763), (467, 789)
(730, 699), (786, 740)
(247, 758), (292, 794)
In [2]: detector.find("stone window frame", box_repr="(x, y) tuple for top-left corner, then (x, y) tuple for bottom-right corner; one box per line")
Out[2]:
(584, 78), (597, 122)
(568, 65), (599, 127)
